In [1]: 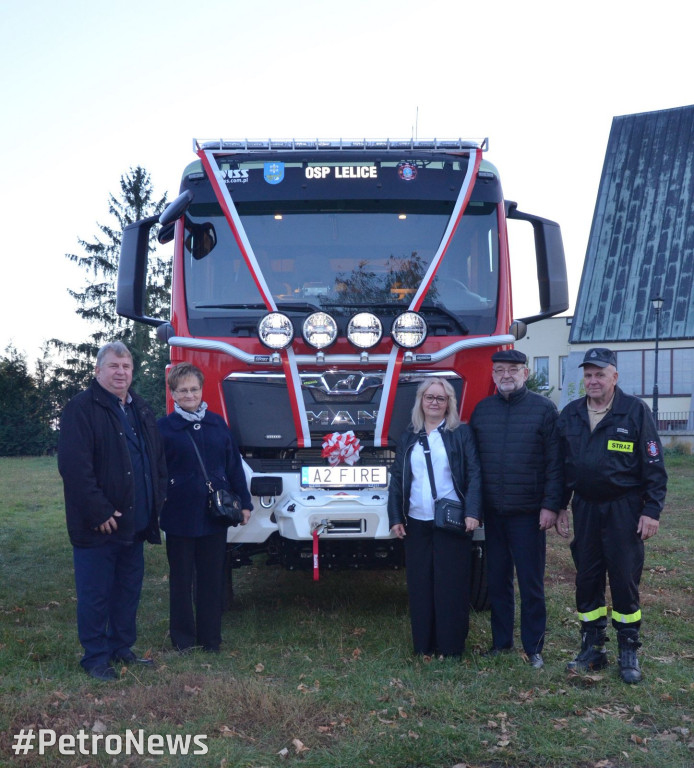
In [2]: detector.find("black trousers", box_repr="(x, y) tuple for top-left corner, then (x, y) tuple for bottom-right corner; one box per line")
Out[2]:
(485, 511), (547, 654)
(165, 531), (227, 651)
(571, 493), (644, 631)
(404, 517), (472, 656)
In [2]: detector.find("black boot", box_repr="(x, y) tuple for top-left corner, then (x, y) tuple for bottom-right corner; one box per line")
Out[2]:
(567, 626), (608, 672)
(617, 629), (642, 684)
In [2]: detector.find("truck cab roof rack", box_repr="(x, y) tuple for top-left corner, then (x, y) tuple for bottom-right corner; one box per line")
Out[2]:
(194, 137), (488, 152)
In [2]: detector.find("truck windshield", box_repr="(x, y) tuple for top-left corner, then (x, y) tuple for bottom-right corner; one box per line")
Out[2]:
(183, 199), (499, 335)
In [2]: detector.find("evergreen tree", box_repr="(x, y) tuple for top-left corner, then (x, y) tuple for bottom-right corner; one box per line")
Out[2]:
(0, 346), (56, 455)
(51, 167), (170, 415)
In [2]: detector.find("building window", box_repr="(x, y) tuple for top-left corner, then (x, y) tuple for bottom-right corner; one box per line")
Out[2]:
(559, 356), (567, 389)
(533, 357), (549, 390)
(616, 350), (643, 396)
(615, 348), (693, 397)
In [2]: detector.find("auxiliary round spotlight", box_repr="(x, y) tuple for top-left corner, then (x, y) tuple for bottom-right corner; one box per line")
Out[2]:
(347, 312), (382, 349)
(391, 311), (427, 349)
(258, 312), (294, 350)
(302, 312), (338, 350)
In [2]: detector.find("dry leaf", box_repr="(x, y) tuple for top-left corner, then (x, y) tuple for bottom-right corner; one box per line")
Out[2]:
(277, 747), (289, 758)
(292, 738), (309, 753)
(92, 719), (108, 733)
(255, 663), (265, 673)
(184, 685), (201, 695)
(398, 707), (408, 719)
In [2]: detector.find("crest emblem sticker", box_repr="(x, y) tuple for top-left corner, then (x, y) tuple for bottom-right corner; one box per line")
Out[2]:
(264, 162), (285, 185)
(646, 440), (660, 458)
(397, 162), (418, 181)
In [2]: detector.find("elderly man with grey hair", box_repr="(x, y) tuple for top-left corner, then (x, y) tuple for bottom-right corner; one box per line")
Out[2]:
(557, 347), (667, 683)
(58, 341), (167, 680)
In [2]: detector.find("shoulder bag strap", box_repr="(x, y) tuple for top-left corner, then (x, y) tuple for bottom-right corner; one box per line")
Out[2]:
(186, 431), (214, 494)
(418, 431), (438, 501)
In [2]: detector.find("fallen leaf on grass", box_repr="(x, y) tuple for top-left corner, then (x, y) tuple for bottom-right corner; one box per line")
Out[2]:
(255, 663), (265, 673)
(397, 707), (408, 719)
(184, 685), (202, 695)
(92, 719), (108, 733)
(292, 738), (309, 753)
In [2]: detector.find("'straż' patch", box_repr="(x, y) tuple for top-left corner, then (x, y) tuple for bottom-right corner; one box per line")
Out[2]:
(608, 440), (634, 453)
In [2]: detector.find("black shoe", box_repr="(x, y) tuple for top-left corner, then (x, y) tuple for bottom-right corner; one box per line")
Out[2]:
(617, 632), (643, 684)
(527, 653), (544, 669)
(86, 665), (117, 681)
(481, 646), (512, 658)
(111, 651), (154, 666)
(566, 628), (608, 672)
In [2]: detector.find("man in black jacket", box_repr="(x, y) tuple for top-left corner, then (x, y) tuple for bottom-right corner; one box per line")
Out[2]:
(557, 348), (667, 683)
(58, 342), (167, 680)
(470, 350), (565, 669)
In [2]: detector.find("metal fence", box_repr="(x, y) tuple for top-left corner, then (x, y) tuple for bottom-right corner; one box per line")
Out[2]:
(656, 412), (694, 431)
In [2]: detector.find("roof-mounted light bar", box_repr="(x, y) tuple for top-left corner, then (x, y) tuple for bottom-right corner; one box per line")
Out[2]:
(194, 137), (488, 153)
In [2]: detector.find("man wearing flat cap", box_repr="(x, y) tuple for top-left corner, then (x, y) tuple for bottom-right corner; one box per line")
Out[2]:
(557, 347), (667, 683)
(470, 348), (564, 669)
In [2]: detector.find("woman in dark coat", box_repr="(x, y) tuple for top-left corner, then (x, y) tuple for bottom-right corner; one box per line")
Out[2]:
(158, 362), (252, 652)
(388, 377), (482, 658)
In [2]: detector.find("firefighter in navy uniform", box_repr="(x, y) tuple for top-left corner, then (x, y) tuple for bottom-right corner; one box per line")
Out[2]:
(556, 348), (667, 683)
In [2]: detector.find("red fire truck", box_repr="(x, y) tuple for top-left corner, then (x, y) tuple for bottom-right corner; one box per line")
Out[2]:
(117, 138), (568, 607)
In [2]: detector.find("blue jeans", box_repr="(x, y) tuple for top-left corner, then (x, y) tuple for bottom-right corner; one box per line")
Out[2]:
(72, 539), (144, 670)
(485, 512), (546, 655)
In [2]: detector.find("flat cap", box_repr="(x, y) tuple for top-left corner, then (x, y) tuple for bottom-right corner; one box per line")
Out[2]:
(491, 349), (527, 364)
(579, 347), (617, 369)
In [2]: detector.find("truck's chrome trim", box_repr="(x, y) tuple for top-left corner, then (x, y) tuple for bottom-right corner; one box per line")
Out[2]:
(167, 335), (515, 365)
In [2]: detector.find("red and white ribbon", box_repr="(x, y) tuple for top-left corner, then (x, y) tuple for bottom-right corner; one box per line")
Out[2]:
(321, 431), (362, 466)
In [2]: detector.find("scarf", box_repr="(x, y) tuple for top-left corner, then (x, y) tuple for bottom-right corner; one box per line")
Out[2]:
(174, 401), (208, 422)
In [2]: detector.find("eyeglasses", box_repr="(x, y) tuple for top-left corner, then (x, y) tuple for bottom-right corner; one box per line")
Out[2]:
(423, 394), (448, 404)
(174, 387), (202, 395)
(492, 366), (523, 376)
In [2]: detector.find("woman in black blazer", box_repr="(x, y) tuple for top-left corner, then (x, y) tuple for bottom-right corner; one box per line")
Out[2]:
(158, 363), (252, 652)
(388, 377), (482, 658)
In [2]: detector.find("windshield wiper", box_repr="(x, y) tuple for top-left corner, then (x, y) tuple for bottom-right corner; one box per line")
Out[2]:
(194, 302), (323, 313)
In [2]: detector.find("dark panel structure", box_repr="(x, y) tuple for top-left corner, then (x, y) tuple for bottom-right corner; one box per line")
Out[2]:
(571, 105), (694, 343)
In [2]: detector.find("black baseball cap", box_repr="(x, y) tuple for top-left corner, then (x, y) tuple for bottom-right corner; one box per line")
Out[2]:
(579, 348), (617, 369)
(491, 349), (527, 364)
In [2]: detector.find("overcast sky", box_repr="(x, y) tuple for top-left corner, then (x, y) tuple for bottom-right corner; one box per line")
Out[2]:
(2, 0), (692, 364)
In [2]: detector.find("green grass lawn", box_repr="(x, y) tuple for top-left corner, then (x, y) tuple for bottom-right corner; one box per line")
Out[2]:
(0, 455), (692, 767)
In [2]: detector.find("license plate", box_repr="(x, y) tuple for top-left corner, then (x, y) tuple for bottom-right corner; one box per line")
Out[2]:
(301, 465), (388, 488)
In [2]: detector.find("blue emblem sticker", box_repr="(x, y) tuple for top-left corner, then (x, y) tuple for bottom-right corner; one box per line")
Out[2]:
(397, 162), (418, 181)
(646, 440), (660, 458)
(264, 162), (284, 185)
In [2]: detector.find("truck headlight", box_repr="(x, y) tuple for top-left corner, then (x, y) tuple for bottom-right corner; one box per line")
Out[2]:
(258, 312), (294, 350)
(391, 312), (427, 348)
(302, 312), (338, 349)
(347, 312), (382, 349)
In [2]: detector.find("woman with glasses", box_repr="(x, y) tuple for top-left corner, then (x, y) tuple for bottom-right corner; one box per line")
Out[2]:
(388, 377), (482, 658)
(157, 362), (252, 652)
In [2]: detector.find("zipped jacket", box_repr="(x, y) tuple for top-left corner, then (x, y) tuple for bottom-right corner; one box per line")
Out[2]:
(387, 423), (482, 528)
(470, 386), (563, 516)
(58, 379), (167, 547)
(557, 386), (667, 519)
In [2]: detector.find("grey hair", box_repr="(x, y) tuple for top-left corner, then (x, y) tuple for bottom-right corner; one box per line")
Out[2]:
(410, 377), (460, 432)
(96, 341), (132, 368)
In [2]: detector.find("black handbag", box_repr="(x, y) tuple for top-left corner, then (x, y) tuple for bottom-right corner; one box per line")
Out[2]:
(187, 432), (244, 527)
(419, 432), (469, 536)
